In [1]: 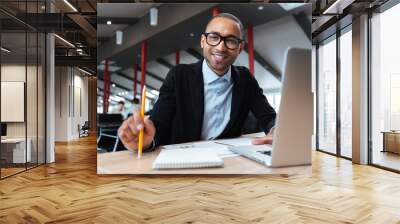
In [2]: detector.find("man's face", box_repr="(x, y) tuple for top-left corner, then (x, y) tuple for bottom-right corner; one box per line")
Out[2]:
(118, 103), (124, 111)
(201, 17), (243, 75)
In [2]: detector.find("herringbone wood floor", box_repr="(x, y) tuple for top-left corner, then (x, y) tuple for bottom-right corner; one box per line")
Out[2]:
(1, 135), (400, 224)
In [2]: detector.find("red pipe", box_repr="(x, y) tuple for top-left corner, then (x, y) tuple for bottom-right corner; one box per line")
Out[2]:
(247, 24), (254, 76)
(175, 49), (180, 65)
(212, 7), (220, 16)
(140, 41), (147, 101)
(133, 64), (138, 98)
(103, 59), (110, 113)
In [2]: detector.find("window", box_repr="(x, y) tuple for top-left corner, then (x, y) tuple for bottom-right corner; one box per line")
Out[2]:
(370, 2), (400, 171)
(339, 27), (352, 158)
(317, 35), (337, 154)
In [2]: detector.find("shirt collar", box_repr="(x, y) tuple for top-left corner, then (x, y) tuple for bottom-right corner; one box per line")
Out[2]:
(202, 59), (231, 84)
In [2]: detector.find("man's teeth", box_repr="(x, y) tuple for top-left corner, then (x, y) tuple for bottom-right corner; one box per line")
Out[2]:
(213, 54), (226, 58)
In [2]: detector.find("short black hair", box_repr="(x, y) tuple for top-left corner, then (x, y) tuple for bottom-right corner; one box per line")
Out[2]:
(132, 98), (139, 104)
(118, 101), (125, 105)
(206, 13), (244, 39)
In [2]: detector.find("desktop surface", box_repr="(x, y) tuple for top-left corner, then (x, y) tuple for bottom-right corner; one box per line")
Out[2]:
(97, 133), (311, 175)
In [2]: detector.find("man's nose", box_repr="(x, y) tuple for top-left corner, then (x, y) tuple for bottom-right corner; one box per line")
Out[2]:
(215, 39), (227, 51)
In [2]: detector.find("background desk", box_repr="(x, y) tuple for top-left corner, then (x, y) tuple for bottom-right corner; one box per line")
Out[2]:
(382, 131), (400, 154)
(97, 133), (311, 175)
(1, 138), (31, 164)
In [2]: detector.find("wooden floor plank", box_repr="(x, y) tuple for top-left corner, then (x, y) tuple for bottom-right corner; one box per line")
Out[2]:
(0, 135), (400, 223)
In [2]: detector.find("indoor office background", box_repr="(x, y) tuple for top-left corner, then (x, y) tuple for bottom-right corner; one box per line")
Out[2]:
(96, 3), (311, 153)
(0, 1), (46, 179)
(314, 1), (400, 172)
(0, 0), (97, 179)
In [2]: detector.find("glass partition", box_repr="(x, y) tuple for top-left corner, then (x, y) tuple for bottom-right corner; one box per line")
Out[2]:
(0, 1), (46, 179)
(0, 23), (28, 178)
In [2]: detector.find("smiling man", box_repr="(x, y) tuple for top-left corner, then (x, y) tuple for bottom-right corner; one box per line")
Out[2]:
(118, 13), (276, 151)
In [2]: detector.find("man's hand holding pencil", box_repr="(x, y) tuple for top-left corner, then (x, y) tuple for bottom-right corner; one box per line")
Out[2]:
(118, 87), (155, 157)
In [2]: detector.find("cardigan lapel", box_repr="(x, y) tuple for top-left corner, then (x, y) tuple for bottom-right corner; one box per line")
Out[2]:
(190, 60), (205, 138)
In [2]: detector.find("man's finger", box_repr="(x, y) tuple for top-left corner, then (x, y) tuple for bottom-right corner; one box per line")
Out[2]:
(251, 137), (272, 145)
(133, 112), (144, 131)
(119, 123), (135, 142)
(143, 116), (155, 136)
(127, 120), (139, 136)
(121, 130), (135, 143)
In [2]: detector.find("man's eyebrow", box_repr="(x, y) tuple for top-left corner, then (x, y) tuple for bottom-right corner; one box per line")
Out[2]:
(206, 31), (241, 39)
(207, 31), (221, 35)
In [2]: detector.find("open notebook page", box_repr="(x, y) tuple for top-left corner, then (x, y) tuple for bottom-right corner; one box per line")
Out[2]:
(152, 148), (223, 170)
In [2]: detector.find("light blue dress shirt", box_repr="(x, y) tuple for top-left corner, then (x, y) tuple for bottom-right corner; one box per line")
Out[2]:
(201, 60), (234, 140)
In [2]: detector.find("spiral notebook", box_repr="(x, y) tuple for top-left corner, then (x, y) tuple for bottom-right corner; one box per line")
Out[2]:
(152, 148), (224, 170)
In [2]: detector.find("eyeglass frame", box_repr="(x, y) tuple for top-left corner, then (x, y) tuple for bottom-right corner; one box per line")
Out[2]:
(202, 32), (244, 50)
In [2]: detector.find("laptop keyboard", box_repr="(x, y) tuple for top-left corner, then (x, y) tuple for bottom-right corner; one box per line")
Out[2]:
(229, 145), (272, 166)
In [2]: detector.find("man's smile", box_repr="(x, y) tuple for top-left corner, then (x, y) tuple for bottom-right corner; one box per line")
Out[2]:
(211, 52), (228, 63)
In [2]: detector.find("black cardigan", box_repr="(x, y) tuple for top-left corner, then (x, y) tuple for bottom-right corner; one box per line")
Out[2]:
(149, 60), (276, 147)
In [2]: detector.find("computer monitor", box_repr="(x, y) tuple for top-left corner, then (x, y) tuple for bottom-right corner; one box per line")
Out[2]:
(1, 123), (7, 137)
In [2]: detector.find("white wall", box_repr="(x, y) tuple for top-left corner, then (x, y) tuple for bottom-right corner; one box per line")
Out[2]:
(71, 73), (89, 138)
(55, 67), (68, 141)
(1, 65), (36, 138)
(254, 15), (311, 76)
(252, 14), (311, 110)
(1, 63), (46, 164)
(54, 67), (89, 141)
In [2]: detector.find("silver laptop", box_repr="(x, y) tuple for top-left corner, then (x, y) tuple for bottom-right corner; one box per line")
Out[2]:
(229, 48), (313, 167)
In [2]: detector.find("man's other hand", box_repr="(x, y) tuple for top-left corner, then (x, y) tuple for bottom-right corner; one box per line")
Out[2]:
(251, 127), (274, 145)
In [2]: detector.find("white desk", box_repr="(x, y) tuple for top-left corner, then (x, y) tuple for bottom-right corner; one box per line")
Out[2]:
(97, 133), (311, 175)
(1, 138), (31, 163)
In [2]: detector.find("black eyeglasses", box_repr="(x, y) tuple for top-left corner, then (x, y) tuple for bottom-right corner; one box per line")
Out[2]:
(202, 32), (243, 50)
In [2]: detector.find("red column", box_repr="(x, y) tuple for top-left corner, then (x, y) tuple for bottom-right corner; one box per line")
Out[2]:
(140, 40), (147, 101)
(133, 64), (138, 98)
(212, 7), (220, 16)
(247, 24), (254, 76)
(103, 59), (110, 113)
(175, 49), (180, 65)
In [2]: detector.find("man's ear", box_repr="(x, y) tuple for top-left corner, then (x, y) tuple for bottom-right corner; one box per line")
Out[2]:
(200, 34), (205, 49)
(238, 42), (244, 54)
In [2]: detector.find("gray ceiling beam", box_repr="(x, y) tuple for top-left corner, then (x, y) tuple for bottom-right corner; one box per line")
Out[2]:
(185, 48), (203, 61)
(85, 0), (96, 12)
(67, 14), (96, 39)
(136, 66), (165, 83)
(98, 76), (131, 92)
(99, 4), (216, 61)
(97, 86), (132, 102)
(99, 71), (159, 92)
(244, 46), (282, 82)
(312, 15), (334, 33)
(156, 58), (174, 69)
(115, 71), (159, 90)
(293, 11), (311, 42)
(98, 17), (139, 25)
(55, 56), (96, 71)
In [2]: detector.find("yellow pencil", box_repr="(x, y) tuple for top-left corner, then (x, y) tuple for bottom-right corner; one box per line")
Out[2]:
(138, 86), (146, 159)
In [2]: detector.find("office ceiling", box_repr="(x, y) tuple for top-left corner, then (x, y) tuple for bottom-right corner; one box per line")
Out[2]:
(96, 3), (311, 107)
(97, 3), (158, 40)
(0, 0), (97, 73)
(98, 3), (300, 69)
